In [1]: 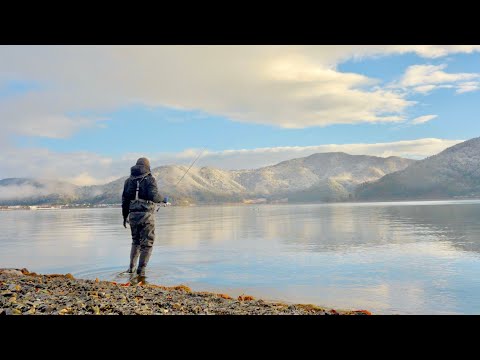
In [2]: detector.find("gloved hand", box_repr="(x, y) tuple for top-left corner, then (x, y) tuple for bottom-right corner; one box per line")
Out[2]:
(123, 217), (128, 228)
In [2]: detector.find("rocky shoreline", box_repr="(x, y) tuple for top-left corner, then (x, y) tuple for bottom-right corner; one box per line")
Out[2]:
(0, 268), (371, 315)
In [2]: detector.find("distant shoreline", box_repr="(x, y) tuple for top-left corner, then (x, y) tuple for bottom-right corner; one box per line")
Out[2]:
(0, 268), (371, 315)
(2, 198), (480, 211)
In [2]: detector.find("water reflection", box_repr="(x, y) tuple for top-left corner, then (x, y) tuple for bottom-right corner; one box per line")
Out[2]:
(1, 201), (480, 314)
(380, 204), (480, 253)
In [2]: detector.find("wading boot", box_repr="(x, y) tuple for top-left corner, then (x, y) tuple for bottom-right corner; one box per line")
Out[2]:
(127, 245), (141, 273)
(137, 246), (153, 276)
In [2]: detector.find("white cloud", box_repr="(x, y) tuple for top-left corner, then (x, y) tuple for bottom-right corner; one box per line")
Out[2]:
(0, 147), (122, 186)
(0, 138), (462, 185)
(413, 85), (437, 94)
(0, 185), (59, 200)
(181, 138), (462, 169)
(401, 64), (478, 86)
(456, 81), (480, 94)
(65, 173), (119, 186)
(345, 45), (480, 60)
(0, 47), (412, 132)
(1, 45), (479, 139)
(411, 115), (438, 125)
(400, 64), (480, 94)
(0, 46), (476, 186)
(407, 45), (480, 58)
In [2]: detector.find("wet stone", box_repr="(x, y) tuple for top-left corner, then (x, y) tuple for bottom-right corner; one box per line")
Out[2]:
(0, 269), (23, 276)
(0, 270), (364, 316)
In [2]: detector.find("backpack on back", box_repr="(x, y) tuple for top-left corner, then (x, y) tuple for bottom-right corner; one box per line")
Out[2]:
(129, 175), (156, 213)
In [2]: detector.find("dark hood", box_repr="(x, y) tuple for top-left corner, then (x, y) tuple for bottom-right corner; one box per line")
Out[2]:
(130, 164), (151, 177)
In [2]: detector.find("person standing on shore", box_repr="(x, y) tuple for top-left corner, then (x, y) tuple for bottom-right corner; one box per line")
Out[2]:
(122, 157), (166, 278)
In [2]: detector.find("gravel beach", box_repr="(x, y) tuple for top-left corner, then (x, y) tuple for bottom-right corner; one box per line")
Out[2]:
(0, 268), (371, 315)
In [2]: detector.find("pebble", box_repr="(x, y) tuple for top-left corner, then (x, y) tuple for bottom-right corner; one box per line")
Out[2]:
(0, 268), (369, 315)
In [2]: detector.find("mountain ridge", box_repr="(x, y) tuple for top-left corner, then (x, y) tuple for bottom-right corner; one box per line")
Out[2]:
(0, 152), (415, 205)
(355, 136), (480, 200)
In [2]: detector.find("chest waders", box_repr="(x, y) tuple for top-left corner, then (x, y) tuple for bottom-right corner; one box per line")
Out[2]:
(127, 176), (156, 277)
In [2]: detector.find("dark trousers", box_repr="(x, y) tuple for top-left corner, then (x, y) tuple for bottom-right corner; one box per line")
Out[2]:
(130, 211), (155, 248)
(128, 211), (155, 275)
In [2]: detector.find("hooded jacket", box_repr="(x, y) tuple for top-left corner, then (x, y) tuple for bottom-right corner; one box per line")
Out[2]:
(121, 162), (163, 219)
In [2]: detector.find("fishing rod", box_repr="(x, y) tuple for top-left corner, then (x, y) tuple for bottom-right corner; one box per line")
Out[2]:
(157, 148), (205, 211)
(175, 149), (205, 187)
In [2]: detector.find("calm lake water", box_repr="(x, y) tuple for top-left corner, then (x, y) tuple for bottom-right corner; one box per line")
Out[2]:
(1, 201), (480, 314)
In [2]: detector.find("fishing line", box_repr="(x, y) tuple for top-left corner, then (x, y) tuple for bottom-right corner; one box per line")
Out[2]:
(175, 149), (206, 187)
(157, 148), (206, 210)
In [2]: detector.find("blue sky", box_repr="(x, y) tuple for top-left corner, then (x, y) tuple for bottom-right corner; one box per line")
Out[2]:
(0, 46), (479, 185)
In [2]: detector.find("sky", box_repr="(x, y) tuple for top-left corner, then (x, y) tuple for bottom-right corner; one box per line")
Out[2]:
(1, 45), (480, 185)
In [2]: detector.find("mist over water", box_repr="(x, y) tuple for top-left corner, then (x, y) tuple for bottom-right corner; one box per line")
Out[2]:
(1, 201), (480, 314)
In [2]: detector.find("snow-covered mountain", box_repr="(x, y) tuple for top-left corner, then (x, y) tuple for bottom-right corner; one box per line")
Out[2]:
(92, 152), (413, 204)
(0, 152), (411, 205)
(355, 137), (480, 200)
(6, 136), (480, 205)
(232, 152), (414, 200)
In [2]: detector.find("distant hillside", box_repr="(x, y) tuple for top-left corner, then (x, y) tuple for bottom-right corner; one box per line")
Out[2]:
(355, 137), (480, 200)
(232, 152), (414, 202)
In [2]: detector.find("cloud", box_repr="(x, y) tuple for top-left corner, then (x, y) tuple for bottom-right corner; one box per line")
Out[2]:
(0, 185), (57, 200)
(0, 180), (78, 200)
(1, 45), (479, 140)
(0, 46), (475, 187)
(179, 138), (463, 169)
(65, 172), (119, 186)
(400, 64), (480, 94)
(0, 147), (122, 186)
(0, 138), (461, 186)
(401, 64), (478, 86)
(411, 115), (438, 125)
(456, 81), (480, 94)
(413, 85), (438, 94)
(344, 45), (480, 60)
(100, 138), (470, 172)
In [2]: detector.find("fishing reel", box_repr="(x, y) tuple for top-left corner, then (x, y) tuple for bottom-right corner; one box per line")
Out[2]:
(156, 197), (171, 211)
